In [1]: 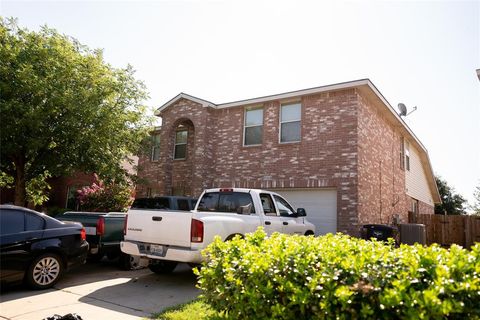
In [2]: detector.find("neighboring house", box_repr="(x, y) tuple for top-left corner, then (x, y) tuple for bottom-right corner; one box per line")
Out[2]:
(136, 79), (441, 236)
(1, 157), (138, 210)
(0, 172), (96, 210)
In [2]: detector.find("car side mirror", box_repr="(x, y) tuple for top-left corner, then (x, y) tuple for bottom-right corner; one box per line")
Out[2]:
(296, 208), (307, 217)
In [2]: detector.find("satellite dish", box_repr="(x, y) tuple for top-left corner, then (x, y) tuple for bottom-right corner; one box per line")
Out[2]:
(397, 103), (407, 117)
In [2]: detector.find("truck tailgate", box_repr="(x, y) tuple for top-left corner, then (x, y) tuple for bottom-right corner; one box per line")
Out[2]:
(125, 210), (192, 247)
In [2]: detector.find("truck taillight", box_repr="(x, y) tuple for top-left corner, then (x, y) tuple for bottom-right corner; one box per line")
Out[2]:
(96, 217), (105, 236)
(80, 228), (86, 241)
(123, 214), (128, 236)
(191, 219), (204, 243)
(219, 188), (233, 192)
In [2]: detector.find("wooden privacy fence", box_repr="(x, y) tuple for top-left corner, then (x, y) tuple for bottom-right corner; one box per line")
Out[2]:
(409, 213), (480, 248)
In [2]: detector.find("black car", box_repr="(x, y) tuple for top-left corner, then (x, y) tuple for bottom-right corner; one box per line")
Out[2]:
(0, 205), (89, 289)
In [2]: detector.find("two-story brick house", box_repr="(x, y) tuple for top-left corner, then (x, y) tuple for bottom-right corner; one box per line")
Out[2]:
(136, 79), (441, 236)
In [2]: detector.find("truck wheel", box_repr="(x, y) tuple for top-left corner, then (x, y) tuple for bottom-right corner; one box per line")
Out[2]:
(225, 234), (244, 241)
(118, 253), (140, 270)
(87, 253), (104, 263)
(304, 230), (315, 236)
(26, 253), (64, 290)
(148, 261), (178, 274)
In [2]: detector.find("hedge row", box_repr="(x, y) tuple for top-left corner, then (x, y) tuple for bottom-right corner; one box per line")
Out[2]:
(195, 229), (480, 319)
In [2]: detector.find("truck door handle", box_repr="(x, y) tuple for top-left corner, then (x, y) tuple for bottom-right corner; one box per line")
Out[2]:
(265, 221), (271, 225)
(152, 216), (163, 221)
(283, 222), (288, 225)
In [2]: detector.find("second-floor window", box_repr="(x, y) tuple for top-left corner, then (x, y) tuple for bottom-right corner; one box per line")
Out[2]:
(280, 102), (301, 143)
(405, 141), (411, 171)
(174, 129), (188, 159)
(400, 136), (405, 170)
(151, 133), (161, 161)
(244, 107), (263, 146)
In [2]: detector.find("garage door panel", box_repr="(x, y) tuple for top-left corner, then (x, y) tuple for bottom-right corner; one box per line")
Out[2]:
(272, 189), (337, 236)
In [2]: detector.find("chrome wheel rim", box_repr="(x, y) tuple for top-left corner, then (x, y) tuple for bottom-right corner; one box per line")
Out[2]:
(32, 257), (60, 286)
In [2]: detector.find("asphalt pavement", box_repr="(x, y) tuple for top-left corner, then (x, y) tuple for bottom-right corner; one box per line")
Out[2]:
(0, 260), (199, 320)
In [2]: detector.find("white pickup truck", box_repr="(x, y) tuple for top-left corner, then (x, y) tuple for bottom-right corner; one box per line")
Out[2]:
(120, 188), (315, 273)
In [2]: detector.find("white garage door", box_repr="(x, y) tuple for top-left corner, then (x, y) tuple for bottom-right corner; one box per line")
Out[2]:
(273, 189), (337, 236)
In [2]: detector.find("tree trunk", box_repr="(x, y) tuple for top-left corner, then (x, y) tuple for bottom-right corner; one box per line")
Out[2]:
(14, 154), (26, 207)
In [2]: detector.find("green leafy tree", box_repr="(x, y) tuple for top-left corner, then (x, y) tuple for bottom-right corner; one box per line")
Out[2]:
(0, 18), (153, 206)
(471, 182), (480, 215)
(434, 175), (467, 215)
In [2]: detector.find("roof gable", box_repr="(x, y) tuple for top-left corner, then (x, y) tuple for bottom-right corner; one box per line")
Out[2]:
(154, 93), (216, 115)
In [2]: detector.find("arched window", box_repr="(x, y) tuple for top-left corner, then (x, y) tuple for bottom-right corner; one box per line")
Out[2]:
(174, 126), (188, 159)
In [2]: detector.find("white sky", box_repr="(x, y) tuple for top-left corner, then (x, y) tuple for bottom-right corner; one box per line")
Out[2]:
(1, 0), (479, 206)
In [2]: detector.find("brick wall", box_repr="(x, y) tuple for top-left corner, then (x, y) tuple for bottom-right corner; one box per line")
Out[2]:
(138, 89), (363, 235)
(137, 87), (434, 236)
(357, 92), (409, 231)
(211, 89), (360, 234)
(137, 98), (216, 197)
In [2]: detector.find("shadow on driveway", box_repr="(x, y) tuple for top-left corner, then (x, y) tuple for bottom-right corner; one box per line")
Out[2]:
(78, 263), (200, 316)
(0, 260), (199, 319)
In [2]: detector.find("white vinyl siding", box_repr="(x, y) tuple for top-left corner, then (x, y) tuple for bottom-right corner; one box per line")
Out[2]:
(405, 143), (434, 206)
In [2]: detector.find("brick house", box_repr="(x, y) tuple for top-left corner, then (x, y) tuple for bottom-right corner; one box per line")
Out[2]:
(136, 79), (441, 236)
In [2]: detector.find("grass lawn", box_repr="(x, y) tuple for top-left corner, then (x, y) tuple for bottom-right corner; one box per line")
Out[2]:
(151, 300), (222, 320)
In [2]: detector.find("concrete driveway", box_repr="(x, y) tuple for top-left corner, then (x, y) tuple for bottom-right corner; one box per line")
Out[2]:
(0, 260), (199, 320)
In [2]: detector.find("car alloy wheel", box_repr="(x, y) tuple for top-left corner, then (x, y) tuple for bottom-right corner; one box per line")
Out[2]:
(27, 253), (63, 289)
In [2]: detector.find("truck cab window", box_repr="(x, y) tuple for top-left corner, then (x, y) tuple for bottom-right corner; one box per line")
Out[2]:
(197, 193), (219, 211)
(218, 193), (255, 214)
(177, 199), (190, 211)
(273, 195), (295, 217)
(260, 193), (277, 216)
(153, 197), (170, 209)
(197, 192), (255, 214)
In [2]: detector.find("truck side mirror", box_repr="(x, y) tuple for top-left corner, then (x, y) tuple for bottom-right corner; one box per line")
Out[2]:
(296, 208), (307, 217)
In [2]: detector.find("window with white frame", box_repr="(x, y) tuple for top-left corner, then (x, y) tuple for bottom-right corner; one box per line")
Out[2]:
(405, 141), (410, 171)
(244, 107), (263, 145)
(280, 102), (301, 143)
(412, 198), (419, 213)
(174, 129), (188, 159)
(400, 136), (405, 170)
(151, 133), (161, 161)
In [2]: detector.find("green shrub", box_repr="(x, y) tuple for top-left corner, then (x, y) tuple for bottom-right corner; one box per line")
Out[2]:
(153, 299), (221, 320)
(196, 229), (480, 320)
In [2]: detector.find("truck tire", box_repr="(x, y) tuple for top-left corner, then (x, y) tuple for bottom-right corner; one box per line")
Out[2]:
(26, 253), (64, 290)
(87, 253), (104, 263)
(148, 260), (178, 274)
(304, 230), (315, 236)
(225, 234), (244, 241)
(118, 253), (140, 270)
